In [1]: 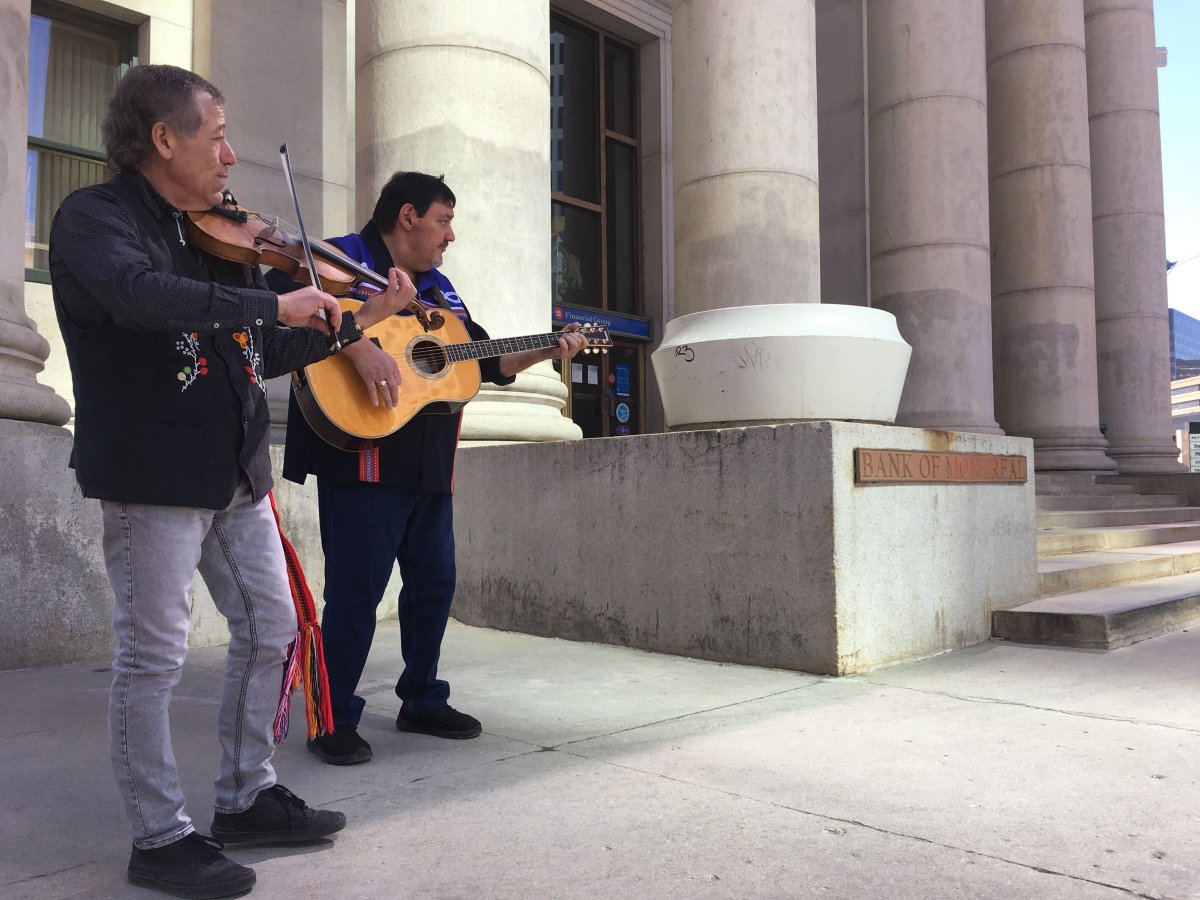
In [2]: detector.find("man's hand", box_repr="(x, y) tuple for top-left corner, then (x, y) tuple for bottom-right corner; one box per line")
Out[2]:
(355, 267), (419, 330)
(344, 337), (403, 409)
(545, 321), (588, 360)
(277, 285), (343, 333)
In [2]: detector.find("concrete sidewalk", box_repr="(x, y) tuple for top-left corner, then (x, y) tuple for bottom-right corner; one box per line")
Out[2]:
(2, 622), (1198, 899)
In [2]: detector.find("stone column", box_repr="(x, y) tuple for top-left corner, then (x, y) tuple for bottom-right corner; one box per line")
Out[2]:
(1085, 0), (1181, 472)
(867, 0), (1001, 434)
(199, 0), (353, 438)
(986, 0), (1115, 473)
(673, 0), (820, 314)
(1, 0), (112, 671)
(817, 0), (869, 307)
(0, 0), (71, 429)
(356, 0), (578, 442)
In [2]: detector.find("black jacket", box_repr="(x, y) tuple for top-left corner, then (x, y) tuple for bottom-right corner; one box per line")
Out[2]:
(49, 171), (347, 508)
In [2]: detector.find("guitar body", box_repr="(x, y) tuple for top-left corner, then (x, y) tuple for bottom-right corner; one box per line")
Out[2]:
(293, 298), (482, 449)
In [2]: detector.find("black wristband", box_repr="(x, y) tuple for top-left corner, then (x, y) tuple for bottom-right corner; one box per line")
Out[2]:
(327, 314), (364, 353)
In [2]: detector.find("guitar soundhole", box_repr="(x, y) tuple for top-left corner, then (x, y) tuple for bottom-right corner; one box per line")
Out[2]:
(409, 338), (450, 377)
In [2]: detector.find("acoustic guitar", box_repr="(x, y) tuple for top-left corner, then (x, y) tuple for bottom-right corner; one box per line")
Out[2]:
(293, 298), (613, 448)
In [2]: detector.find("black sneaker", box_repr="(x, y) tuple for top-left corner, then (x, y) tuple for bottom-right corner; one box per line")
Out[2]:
(307, 726), (373, 766)
(127, 831), (255, 899)
(396, 704), (482, 739)
(210, 785), (347, 845)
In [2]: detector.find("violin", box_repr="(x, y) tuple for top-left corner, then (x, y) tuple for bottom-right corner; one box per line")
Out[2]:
(185, 194), (438, 332)
(184, 195), (382, 299)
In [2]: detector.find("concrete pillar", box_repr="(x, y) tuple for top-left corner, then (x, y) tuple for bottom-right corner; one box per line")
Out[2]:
(673, 0), (820, 315)
(197, 0), (353, 436)
(1, 0), (112, 671)
(986, 0), (1115, 473)
(0, 0), (71, 429)
(1085, 0), (1181, 473)
(867, 0), (1001, 434)
(817, 0), (869, 307)
(356, 0), (578, 442)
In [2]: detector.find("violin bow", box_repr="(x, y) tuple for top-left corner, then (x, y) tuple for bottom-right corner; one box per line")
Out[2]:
(279, 143), (342, 350)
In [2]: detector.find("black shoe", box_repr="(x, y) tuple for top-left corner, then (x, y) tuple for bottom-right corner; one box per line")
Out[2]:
(127, 832), (255, 899)
(396, 704), (482, 739)
(307, 726), (372, 766)
(210, 784), (347, 845)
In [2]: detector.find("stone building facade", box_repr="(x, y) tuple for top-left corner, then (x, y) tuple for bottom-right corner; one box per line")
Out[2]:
(0, 0), (1179, 667)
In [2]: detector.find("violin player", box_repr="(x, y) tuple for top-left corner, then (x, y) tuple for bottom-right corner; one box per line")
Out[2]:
(48, 64), (417, 899)
(269, 173), (588, 765)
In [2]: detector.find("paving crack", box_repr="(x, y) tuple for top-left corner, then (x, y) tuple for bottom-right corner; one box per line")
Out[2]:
(562, 753), (1163, 900)
(548, 681), (826, 750)
(4, 856), (109, 888)
(861, 680), (1200, 735)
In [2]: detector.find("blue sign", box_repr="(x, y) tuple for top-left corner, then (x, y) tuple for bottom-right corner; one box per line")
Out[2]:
(553, 305), (652, 341)
(615, 363), (631, 397)
(615, 402), (631, 424)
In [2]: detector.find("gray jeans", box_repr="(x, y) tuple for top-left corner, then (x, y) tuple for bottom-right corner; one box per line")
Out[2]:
(101, 480), (298, 849)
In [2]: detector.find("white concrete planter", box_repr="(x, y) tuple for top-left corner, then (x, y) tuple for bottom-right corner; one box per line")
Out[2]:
(651, 304), (912, 429)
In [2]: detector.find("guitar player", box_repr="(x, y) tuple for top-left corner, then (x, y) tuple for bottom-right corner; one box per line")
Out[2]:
(269, 171), (587, 765)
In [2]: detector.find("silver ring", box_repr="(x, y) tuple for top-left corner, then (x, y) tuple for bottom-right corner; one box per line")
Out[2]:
(379, 379), (388, 387)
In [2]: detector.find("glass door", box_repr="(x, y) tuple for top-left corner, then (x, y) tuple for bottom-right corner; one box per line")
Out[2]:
(558, 338), (643, 437)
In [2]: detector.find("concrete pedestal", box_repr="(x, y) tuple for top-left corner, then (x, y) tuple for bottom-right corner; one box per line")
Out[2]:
(0, 438), (345, 670)
(451, 422), (1036, 675)
(0, 422), (109, 669)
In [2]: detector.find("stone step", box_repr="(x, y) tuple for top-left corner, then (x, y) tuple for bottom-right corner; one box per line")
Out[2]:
(1037, 506), (1200, 529)
(1034, 482), (1140, 496)
(1037, 541), (1200, 597)
(1035, 493), (1187, 511)
(1037, 521), (1200, 555)
(1032, 472), (1099, 490)
(993, 571), (1200, 649)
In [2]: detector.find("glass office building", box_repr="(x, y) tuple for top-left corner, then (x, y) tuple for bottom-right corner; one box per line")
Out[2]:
(1169, 309), (1200, 380)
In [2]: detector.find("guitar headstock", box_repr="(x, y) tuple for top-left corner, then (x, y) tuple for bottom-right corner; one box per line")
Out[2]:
(579, 323), (613, 355)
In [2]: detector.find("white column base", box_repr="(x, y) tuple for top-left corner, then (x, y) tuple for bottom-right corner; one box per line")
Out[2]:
(651, 304), (912, 430)
(461, 364), (582, 443)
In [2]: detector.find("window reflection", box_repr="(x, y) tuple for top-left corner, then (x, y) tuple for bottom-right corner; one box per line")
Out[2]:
(26, 6), (135, 271)
(550, 18), (598, 203)
(552, 202), (601, 308)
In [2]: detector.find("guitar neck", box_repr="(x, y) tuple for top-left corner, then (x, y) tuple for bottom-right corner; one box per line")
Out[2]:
(446, 332), (566, 363)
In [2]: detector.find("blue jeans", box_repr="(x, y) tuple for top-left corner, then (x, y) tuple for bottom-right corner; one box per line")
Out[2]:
(316, 481), (456, 727)
(101, 480), (298, 849)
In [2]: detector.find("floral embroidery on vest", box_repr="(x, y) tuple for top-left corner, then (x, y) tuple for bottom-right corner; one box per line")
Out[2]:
(233, 330), (266, 393)
(175, 331), (208, 391)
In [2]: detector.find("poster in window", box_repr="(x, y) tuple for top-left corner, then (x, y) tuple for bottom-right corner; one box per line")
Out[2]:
(615, 363), (630, 397)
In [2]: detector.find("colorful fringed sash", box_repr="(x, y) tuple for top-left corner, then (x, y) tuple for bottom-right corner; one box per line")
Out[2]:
(268, 491), (334, 742)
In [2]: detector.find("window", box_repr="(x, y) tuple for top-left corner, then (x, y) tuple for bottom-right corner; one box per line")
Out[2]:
(26, 1), (137, 275)
(550, 12), (640, 315)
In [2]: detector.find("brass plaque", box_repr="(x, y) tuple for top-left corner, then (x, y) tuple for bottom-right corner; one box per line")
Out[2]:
(855, 448), (1028, 485)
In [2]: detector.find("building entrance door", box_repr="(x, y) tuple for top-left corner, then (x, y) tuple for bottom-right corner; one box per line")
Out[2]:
(559, 338), (643, 438)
